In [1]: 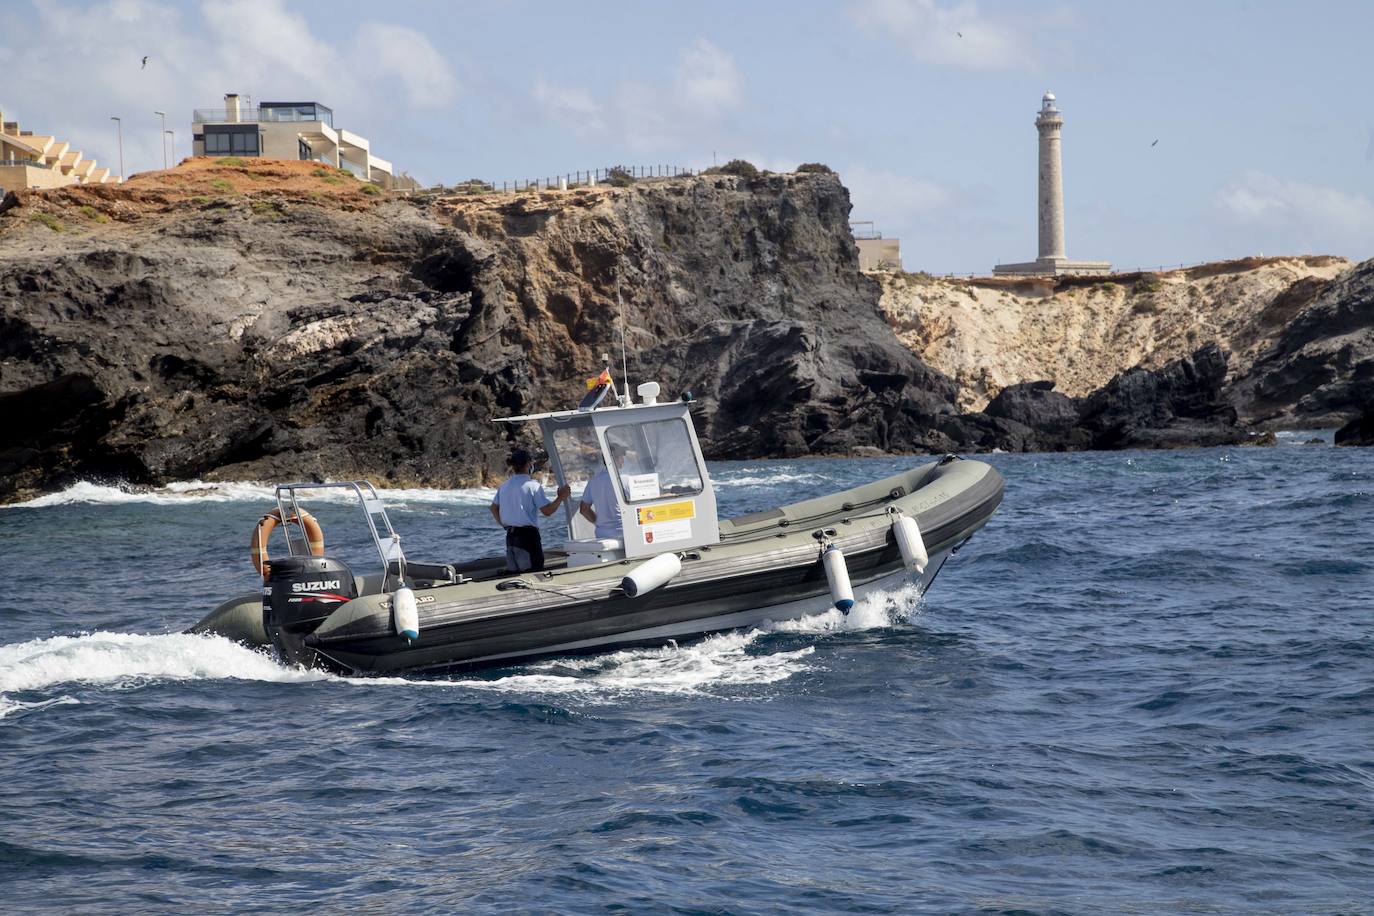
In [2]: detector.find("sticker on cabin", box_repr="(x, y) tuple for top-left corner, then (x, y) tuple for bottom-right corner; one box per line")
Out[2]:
(642, 518), (693, 545)
(623, 472), (661, 502)
(635, 500), (695, 526)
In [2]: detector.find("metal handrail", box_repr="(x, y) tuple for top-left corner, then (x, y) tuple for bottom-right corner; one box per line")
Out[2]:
(193, 108), (334, 126)
(272, 481), (406, 582)
(0, 159), (49, 168)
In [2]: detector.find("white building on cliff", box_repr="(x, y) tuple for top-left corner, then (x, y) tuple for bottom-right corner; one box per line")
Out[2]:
(191, 93), (414, 189)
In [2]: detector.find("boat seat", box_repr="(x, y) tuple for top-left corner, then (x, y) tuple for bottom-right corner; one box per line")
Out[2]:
(386, 559), (461, 585)
(563, 538), (623, 553)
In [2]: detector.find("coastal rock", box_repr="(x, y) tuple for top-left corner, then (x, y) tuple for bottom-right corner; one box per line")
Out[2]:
(0, 160), (962, 502)
(876, 257), (1348, 411)
(1228, 257), (1374, 428)
(1075, 342), (1245, 449)
(1334, 408), (1374, 446)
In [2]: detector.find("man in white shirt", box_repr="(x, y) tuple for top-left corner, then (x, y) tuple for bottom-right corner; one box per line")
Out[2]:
(489, 448), (572, 572)
(578, 442), (628, 541)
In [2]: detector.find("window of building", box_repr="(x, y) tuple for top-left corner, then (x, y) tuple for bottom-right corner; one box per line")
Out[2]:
(203, 126), (259, 156)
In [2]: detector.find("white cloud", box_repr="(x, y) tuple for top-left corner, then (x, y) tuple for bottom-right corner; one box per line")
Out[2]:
(0, 0), (456, 175)
(675, 39), (743, 116)
(354, 23), (458, 110)
(1215, 170), (1374, 257)
(843, 165), (958, 228)
(533, 79), (606, 136)
(1217, 170), (1374, 232)
(849, 0), (1030, 71)
(532, 39), (744, 153)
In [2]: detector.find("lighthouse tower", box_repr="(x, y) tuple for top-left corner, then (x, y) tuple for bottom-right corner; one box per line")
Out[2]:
(994, 91), (1110, 277)
(1036, 91), (1066, 263)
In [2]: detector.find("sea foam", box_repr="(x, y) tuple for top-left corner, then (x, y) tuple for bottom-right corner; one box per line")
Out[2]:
(0, 584), (925, 717)
(4, 479), (497, 509)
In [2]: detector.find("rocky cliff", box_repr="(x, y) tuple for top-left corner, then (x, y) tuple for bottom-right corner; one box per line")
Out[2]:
(0, 159), (960, 503)
(877, 257), (1353, 412)
(3, 158), (1370, 504)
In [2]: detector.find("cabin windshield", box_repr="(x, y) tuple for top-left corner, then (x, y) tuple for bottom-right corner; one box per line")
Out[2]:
(548, 419), (603, 494)
(604, 418), (704, 504)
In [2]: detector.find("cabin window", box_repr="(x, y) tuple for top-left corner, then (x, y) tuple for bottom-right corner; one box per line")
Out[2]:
(550, 420), (604, 495)
(604, 419), (704, 503)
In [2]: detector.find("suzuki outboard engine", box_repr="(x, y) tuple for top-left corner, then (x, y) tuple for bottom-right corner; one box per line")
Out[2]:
(262, 556), (358, 666)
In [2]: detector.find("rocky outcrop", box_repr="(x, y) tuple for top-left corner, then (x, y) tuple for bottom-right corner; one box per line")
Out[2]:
(0, 159), (963, 503)
(1075, 343), (1246, 449)
(876, 257), (1350, 411)
(936, 344), (1251, 452)
(1227, 258), (1374, 428)
(1335, 409), (1374, 446)
(2, 157), (1358, 503)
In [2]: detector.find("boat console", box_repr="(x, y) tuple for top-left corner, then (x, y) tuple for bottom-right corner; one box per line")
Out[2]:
(496, 380), (721, 567)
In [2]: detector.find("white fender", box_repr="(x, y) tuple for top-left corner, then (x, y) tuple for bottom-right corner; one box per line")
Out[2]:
(893, 513), (928, 573)
(392, 586), (419, 641)
(621, 552), (682, 597)
(822, 544), (854, 613)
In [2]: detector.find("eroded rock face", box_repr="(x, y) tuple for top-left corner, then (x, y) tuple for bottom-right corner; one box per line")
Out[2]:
(0, 169), (965, 502)
(1228, 258), (1374, 428)
(1335, 409), (1374, 446)
(876, 257), (1350, 411)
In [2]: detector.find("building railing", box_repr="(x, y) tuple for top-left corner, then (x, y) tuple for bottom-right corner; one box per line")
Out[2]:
(416, 164), (698, 195)
(338, 158), (367, 179)
(192, 108), (334, 126)
(850, 221), (882, 240)
(0, 158), (48, 168)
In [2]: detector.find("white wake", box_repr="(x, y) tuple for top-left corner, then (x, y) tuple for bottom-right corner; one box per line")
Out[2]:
(0, 586), (925, 717)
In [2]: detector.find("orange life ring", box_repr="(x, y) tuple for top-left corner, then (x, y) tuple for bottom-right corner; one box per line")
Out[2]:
(250, 507), (325, 576)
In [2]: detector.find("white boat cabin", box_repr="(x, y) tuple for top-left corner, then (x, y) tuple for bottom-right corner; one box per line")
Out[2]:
(495, 383), (720, 567)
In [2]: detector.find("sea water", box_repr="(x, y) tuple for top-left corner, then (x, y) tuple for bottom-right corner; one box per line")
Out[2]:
(1, 446), (1370, 913)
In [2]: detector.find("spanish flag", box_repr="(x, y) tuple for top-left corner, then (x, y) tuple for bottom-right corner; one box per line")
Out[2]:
(585, 368), (612, 390)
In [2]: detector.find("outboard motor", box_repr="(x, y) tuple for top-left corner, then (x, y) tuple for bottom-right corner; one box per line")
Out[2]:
(262, 556), (357, 665)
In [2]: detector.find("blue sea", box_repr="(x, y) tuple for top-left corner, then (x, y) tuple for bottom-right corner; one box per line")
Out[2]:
(1, 440), (1371, 914)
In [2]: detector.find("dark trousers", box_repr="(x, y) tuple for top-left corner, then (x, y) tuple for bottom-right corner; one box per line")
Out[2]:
(505, 525), (545, 572)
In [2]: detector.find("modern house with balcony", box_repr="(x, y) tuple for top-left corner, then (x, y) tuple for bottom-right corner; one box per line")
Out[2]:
(1, 109), (117, 196)
(191, 94), (408, 188)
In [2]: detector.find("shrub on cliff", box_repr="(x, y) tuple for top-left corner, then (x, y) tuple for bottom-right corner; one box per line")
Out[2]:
(797, 162), (833, 174)
(719, 159), (759, 179)
(607, 166), (635, 187)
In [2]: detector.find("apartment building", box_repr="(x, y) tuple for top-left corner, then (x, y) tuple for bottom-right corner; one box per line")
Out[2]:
(0, 109), (117, 196)
(191, 94), (408, 188)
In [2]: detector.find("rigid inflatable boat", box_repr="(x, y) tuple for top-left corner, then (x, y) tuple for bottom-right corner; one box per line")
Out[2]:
(191, 379), (1004, 674)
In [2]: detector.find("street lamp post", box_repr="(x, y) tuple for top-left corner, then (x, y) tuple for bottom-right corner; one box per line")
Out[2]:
(165, 130), (175, 165)
(155, 110), (167, 169)
(110, 116), (123, 181)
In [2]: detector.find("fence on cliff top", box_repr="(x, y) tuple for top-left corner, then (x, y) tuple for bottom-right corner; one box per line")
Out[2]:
(412, 164), (699, 196)
(891, 257), (1309, 281)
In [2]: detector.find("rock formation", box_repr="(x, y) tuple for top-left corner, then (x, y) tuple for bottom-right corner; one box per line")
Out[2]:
(876, 257), (1350, 411)
(0, 159), (960, 503)
(1227, 258), (1374, 428)
(1334, 409), (1374, 446)
(1, 158), (1367, 504)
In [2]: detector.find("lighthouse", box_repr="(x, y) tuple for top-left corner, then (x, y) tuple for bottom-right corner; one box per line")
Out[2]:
(994, 91), (1110, 276)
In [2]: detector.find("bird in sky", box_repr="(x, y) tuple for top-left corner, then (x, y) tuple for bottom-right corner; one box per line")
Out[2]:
(141, 55), (149, 69)
(1151, 139), (1159, 147)
(956, 31), (963, 37)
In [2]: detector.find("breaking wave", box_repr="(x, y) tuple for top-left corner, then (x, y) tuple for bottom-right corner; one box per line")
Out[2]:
(4, 480), (497, 509)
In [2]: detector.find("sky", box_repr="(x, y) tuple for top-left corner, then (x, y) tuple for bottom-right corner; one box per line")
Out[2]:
(2, 0), (1371, 273)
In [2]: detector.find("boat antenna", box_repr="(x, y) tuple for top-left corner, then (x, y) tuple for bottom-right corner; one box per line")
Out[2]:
(616, 264), (630, 406)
